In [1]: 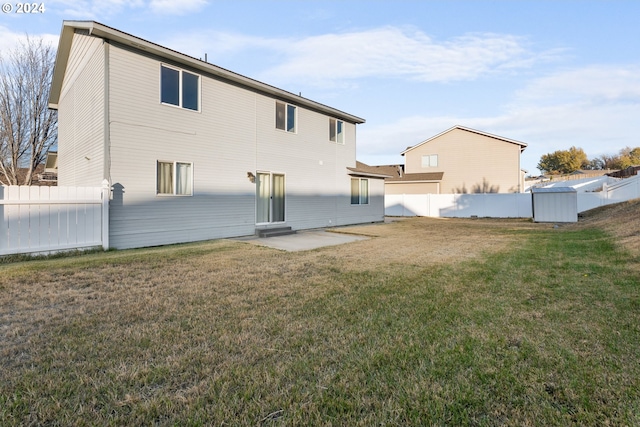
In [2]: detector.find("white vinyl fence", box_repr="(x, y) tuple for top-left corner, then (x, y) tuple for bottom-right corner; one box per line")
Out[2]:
(386, 174), (640, 218)
(0, 180), (109, 256)
(386, 193), (532, 218)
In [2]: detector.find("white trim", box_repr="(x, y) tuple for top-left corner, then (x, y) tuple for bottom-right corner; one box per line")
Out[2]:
(329, 118), (345, 145)
(156, 160), (194, 196)
(160, 63), (201, 112)
(401, 125), (527, 156)
(255, 170), (287, 224)
(350, 177), (370, 206)
(275, 101), (297, 134)
(50, 21), (365, 124)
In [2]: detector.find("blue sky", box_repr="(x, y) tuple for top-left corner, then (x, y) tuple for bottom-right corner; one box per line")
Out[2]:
(2, 0), (639, 175)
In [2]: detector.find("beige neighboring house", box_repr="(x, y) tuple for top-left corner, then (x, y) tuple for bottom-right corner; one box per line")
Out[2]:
(385, 125), (528, 195)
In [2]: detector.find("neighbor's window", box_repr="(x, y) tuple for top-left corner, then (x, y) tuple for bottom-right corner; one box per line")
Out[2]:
(161, 65), (200, 111)
(329, 118), (344, 144)
(422, 154), (438, 168)
(350, 178), (369, 205)
(276, 101), (296, 132)
(157, 161), (193, 195)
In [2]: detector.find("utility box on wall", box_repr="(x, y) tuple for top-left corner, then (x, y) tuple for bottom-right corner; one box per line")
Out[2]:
(531, 187), (578, 223)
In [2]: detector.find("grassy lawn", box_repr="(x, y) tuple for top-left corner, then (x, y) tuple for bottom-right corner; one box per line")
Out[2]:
(1, 216), (639, 426)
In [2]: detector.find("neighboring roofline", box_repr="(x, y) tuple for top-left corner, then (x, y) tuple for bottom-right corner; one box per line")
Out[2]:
(347, 161), (393, 179)
(401, 125), (527, 156)
(48, 21), (365, 125)
(347, 170), (392, 179)
(385, 171), (444, 183)
(385, 180), (441, 184)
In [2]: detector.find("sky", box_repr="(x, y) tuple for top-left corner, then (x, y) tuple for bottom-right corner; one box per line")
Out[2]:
(1, 0), (639, 175)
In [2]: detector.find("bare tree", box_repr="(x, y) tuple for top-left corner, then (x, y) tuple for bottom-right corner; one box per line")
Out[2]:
(0, 36), (57, 185)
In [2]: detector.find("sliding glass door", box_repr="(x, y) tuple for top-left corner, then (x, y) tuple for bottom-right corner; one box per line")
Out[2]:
(256, 172), (285, 224)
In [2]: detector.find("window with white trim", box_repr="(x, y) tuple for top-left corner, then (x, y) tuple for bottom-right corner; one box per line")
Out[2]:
(351, 178), (369, 205)
(157, 161), (193, 195)
(422, 154), (438, 168)
(161, 64), (200, 111)
(276, 101), (296, 132)
(329, 118), (344, 144)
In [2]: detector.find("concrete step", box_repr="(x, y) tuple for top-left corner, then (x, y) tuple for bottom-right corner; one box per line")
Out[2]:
(257, 227), (296, 238)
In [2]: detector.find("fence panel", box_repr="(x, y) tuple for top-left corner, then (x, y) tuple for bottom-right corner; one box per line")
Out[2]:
(386, 193), (532, 218)
(386, 176), (640, 219)
(604, 174), (640, 203)
(0, 182), (109, 256)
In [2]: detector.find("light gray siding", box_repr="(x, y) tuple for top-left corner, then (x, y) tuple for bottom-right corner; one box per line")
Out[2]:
(107, 43), (257, 249)
(57, 31), (105, 186)
(58, 28), (382, 250)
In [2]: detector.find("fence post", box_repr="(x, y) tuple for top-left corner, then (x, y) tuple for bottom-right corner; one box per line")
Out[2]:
(101, 179), (110, 250)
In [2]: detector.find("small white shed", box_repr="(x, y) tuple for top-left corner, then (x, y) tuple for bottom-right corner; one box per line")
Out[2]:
(531, 187), (578, 223)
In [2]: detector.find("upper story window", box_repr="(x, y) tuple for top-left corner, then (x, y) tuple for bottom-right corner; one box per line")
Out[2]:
(329, 118), (344, 144)
(422, 154), (438, 168)
(276, 101), (296, 133)
(161, 64), (200, 111)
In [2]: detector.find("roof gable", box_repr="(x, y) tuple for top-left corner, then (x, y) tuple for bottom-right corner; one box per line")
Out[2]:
(49, 21), (365, 125)
(401, 125), (527, 156)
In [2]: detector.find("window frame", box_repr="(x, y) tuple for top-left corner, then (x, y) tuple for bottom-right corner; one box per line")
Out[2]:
(350, 178), (369, 205)
(275, 101), (297, 133)
(421, 154), (438, 168)
(329, 118), (345, 144)
(160, 64), (201, 112)
(156, 160), (194, 196)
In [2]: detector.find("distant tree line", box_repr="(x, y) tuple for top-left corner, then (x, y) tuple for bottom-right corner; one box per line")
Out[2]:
(537, 146), (640, 175)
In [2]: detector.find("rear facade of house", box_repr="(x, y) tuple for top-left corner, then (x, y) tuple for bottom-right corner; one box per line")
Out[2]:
(49, 21), (384, 249)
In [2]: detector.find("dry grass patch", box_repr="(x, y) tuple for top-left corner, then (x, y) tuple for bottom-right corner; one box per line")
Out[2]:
(331, 217), (550, 271)
(571, 197), (640, 256)
(1, 216), (639, 425)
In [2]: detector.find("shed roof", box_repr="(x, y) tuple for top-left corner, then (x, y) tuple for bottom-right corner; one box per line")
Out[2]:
(49, 21), (365, 125)
(356, 164), (444, 182)
(531, 187), (577, 193)
(401, 125), (528, 156)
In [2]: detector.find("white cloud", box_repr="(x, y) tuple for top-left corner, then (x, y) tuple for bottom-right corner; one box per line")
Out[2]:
(0, 26), (58, 55)
(162, 31), (279, 62)
(513, 65), (640, 106)
(261, 27), (564, 88)
(163, 26), (556, 88)
(149, 0), (208, 15)
(262, 28), (531, 84)
(49, 0), (144, 18)
(48, 0), (205, 18)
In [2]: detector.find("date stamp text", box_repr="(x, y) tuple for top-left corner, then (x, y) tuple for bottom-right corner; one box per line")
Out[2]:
(2, 3), (46, 13)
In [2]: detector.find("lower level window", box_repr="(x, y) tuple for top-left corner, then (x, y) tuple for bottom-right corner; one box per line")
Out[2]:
(157, 161), (193, 195)
(351, 178), (369, 205)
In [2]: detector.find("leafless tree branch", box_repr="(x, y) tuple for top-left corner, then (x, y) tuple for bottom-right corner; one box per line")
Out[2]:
(0, 35), (57, 185)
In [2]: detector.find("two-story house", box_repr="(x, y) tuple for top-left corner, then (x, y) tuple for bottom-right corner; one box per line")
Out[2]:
(48, 21), (384, 249)
(383, 125), (528, 195)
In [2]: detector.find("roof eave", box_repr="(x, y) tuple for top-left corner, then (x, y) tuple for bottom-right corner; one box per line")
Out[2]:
(401, 125), (527, 155)
(347, 170), (393, 179)
(49, 21), (365, 124)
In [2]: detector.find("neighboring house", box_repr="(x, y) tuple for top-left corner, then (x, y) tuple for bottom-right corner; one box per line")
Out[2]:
(1, 159), (57, 186)
(48, 21), (384, 249)
(384, 125), (528, 195)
